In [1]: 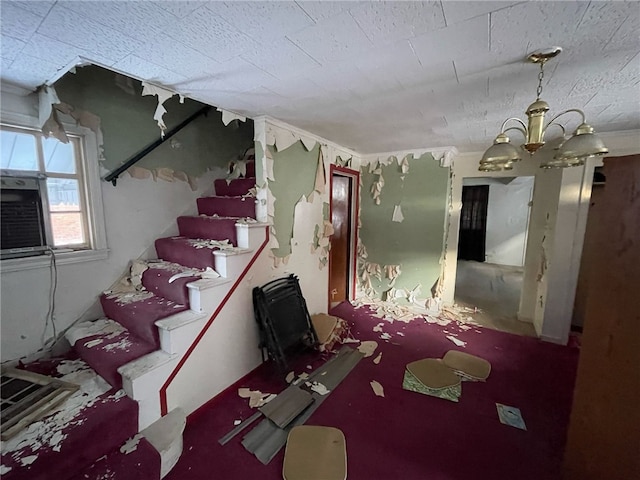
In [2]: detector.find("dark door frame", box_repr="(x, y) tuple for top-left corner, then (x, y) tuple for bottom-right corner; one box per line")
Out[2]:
(328, 164), (360, 311)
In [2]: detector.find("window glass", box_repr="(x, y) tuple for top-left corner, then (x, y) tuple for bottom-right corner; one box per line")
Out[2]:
(1, 130), (38, 171)
(41, 137), (76, 174)
(50, 212), (85, 246)
(47, 178), (80, 211)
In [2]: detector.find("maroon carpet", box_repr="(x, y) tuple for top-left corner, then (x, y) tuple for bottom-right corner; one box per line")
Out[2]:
(166, 301), (579, 480)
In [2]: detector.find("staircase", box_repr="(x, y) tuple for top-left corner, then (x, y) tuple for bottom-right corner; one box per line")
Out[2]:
(1, 160), (267, 480)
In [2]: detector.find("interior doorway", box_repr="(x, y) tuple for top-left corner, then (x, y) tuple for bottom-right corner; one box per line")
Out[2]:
(458, 185), (489, 261)
(454, 176), (536, 336)
(328, 166), (359, 309)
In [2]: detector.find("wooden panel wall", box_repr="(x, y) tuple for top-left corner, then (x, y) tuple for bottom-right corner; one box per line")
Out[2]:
(563, 155), (640, 480)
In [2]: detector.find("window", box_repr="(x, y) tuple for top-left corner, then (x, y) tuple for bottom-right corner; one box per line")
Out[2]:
(1, 111), (107, 270)
(2, 125), (89, 248)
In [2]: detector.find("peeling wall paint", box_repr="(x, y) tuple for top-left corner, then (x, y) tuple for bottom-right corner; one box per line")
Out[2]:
(268, 141), (320, 258)
(358, 153), (450, 303)
(54, 65), (253, 182)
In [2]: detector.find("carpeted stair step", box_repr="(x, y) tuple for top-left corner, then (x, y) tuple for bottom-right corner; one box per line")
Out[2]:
(69, 435), (161, 480)
(0, 359), (138, 480)
(245, 160), (255, 177)
(214, 177), (255, 197)
(141, 261), (202, 306)
(197, 196), (256, 219)
(177, 215), (238, 245)
(68, 319), (157, 389)
(155, 236), (223, 270)
(100, 291), (188, 349)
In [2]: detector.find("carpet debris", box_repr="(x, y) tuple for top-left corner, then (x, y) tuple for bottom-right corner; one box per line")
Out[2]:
(306, 381), (330, 396)
(120, 434), (143, 455)
(238, 388), (277, 408)
(446, 336), (467, 347)
(370, 380), (385, 397)
(496, 404), (527, 430)
(358, 341), (378, 358)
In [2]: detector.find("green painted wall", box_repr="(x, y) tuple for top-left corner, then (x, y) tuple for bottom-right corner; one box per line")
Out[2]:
(268, 141), (319, 257)
(359, 153), (450, 300)
(55, 65), (254, 177)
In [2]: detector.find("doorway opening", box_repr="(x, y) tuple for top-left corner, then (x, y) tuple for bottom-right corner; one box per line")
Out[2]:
(328, 165), (359, 310)
(454, 176), (536, 336)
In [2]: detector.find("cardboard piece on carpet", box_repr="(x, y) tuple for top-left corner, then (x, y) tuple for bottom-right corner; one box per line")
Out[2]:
(311, 314), (349, 352)
(442, 350), (491, 381)
(283, 426), (347, 480)
(403, 359), (462, 402)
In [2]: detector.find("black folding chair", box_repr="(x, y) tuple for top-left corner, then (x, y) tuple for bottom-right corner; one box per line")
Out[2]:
(253, 274), (319, 373)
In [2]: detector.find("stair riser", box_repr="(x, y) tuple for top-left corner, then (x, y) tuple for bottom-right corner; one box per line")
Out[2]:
(214, 252), (252, 279)
(214, 178), (255, 196)
(236, 224), (267, 250)
(159, 315), (207, 355)
(121, 356), (179, 402)
(197, 196), (256, 218)
(177, 216), (238, 245)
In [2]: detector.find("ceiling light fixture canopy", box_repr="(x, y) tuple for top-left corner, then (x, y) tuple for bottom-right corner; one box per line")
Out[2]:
(479, 47), (608, 172)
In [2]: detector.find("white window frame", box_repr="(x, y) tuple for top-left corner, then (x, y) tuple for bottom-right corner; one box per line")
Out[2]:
(1, 110), (108, 272)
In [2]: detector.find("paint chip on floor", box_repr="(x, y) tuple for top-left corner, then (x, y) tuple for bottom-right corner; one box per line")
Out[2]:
(120, 433), (143, 455)
(306, 381), (330, 396)
(373, 352), (382, 365)
(358, 340), (378, 358)
(446, 335), (466, 347)
(370, 380), (385, 397)
(285, 371), (295, 383)
(234, 420), (242, 426)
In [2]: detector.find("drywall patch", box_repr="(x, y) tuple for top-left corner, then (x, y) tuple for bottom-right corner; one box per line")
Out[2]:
(268, 141), (320, 258)
(359, 153), (450, 301)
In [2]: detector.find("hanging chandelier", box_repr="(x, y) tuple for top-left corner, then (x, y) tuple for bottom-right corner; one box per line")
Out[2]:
(479, 47), (608, 172)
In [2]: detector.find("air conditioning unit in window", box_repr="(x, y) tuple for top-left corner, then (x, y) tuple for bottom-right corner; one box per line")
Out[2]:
(1, 175), (50, 259)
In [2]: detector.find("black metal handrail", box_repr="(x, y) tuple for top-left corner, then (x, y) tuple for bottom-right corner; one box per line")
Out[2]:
(104, 105), (211, 186)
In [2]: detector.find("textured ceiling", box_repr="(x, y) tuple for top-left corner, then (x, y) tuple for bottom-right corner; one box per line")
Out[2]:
(1, 1), (639, 153)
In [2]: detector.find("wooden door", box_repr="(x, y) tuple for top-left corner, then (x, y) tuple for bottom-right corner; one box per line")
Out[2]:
(329, 174), (352, 307)
(458, 185), (489, 262)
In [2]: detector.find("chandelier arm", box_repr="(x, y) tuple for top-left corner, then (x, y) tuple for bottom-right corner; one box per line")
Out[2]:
(500, 117), (528, 135)
(503, 126), (527, 137)
(544, 122), (566, 136)
(543, 109), (586, 134)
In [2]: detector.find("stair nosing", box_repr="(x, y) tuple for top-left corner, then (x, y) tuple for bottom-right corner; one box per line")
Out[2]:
(154, 310), (208, 331)
(117, 350), (178, 378)
(186, 277), (234, 291)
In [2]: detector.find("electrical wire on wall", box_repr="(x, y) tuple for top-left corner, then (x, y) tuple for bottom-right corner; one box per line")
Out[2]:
(42, 247), (58, 348)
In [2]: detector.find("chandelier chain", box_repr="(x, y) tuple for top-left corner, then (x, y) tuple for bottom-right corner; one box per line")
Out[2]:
(536, 62), (544, 99)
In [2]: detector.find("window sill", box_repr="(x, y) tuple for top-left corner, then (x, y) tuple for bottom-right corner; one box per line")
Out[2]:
(1, 248), (109, 273)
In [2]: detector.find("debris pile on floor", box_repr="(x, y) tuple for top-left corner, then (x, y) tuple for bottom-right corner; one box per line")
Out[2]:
(220, 346), (362, 465)
(351, 297), (482, 331)
(402, 351), (491, 402)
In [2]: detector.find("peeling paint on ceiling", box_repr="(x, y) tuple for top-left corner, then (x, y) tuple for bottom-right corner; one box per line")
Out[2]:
(1, 1), (638, 154)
